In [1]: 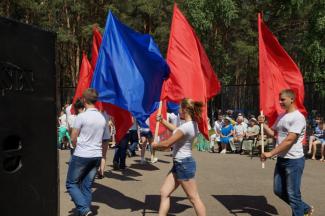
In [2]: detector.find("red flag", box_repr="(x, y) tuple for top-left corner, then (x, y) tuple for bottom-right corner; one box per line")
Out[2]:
(102, 103), (132, 142)
(162, 4), (221, 139)
(71, 52), (92, 114)
(258, 13), (307, 126)
(90, 27), (103, 111)
(91, 26), (102, 70)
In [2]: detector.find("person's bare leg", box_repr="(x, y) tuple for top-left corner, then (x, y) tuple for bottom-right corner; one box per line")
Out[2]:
(158, 172), (179, 216)
(320, 144), (325, 161)
(140, 137), (147, 163)
(308, 136), (315, 153)
(221, 143), (226, 153)
(149, 137), (158, 163)
(180, 179), (206, 216)
(312, 140), (320, 160)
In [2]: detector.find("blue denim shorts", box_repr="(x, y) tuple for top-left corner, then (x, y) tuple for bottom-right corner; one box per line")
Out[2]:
(140, 131), (153, 139)
(171, 157), (196, 181)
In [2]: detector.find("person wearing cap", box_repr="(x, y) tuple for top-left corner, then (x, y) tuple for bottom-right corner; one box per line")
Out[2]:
(259, 89), (313, 216)
(230, 115), (247, 153)
(66, 88), (110, 216)
(241, 117), (260, 154)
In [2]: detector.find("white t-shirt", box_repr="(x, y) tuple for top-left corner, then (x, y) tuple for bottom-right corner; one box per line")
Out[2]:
(65, 104), (72, 128)
(59, 114), (68, 128)
(214, 120), (223, 132)
(167, 112), (181, 126)
(73, 108), (110, 158)
(234, 122), (247, 136)
(172, 121), (199, 160)
(273, 110), (306, 159)
(68, 114), (76, 130)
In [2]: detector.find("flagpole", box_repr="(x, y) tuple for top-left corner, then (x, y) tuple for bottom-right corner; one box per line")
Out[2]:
(152, 101), (163, 162)
(260, 110), (265, 169)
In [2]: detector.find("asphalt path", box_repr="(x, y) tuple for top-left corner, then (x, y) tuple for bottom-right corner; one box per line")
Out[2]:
(59, 149), (324, 216)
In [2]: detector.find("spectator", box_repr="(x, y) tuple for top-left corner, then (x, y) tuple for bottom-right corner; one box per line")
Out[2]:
(309, 119), (324, 160)
(256, 119), (274, 153)
(209, 115), (223, 153)
(220, 117), (234, 154)
(319, 122), (325, 162)
(241, 118), (260, 154)
(58, 109), (72, 150)
(230, 115), (247, 153)
(307, 116), (322, 156)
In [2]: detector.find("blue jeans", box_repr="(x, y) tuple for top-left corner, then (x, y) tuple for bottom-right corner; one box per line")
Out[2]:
(128, 130), (138, 155)
(66, 155), (101, 215)
(113, 133), (129, 168)
(274, 157), (311, 216)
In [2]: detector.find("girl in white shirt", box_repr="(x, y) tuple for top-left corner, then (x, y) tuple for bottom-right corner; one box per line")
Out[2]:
(152, 98), (206, 216)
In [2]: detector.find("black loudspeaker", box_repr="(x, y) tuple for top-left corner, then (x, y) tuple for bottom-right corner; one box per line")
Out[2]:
(0, 17), (58, 216)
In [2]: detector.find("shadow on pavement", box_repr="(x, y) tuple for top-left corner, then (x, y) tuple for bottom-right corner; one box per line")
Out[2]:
(129, 161), (160, 171)
(91, 183), (191, 216)
(157, 158), (171, 164)
(212, 195), (278, 216)
(104, 170), (141, 181)
(92, 182), (144, 212)
(142, 195), (192, 216)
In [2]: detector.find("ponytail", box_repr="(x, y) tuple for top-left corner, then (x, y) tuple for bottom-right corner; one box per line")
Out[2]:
(181, 98), (204, 121)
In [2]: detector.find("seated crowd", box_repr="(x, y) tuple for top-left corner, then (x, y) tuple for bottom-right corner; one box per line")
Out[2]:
(57, 102), (325, 162)
(200, 109), (325, 160)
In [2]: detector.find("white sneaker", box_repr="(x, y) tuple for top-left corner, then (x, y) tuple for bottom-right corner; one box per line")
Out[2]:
(151, 157), (158, 164)
(84, 211), (93, 216)
(220, 149), (227, 154)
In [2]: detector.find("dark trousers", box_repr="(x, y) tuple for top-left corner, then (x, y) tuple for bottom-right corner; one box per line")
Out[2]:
(113, 133), (129, 169)
(128, 130), (139, 155)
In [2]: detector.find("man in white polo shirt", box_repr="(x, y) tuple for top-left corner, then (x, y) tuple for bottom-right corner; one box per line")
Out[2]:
(259, 89), (313, 216)
(66, 88), (110, 216)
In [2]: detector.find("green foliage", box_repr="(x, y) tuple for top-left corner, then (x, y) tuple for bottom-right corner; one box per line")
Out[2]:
(1, 0), (324, 95)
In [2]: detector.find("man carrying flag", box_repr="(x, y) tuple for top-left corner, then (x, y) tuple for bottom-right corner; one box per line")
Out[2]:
(258, 14), (313, 216)
(259, 90), (313, 216)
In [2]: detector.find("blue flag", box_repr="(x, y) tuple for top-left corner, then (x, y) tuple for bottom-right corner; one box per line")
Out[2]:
(91, 12), (169, 127)
(167, 101), (180, 115)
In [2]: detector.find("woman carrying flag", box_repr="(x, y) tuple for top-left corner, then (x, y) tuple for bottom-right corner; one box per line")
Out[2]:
(152, 98), (206, 216)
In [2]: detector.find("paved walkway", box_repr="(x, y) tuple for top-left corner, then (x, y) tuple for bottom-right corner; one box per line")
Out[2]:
(59, 149), (325, 215)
